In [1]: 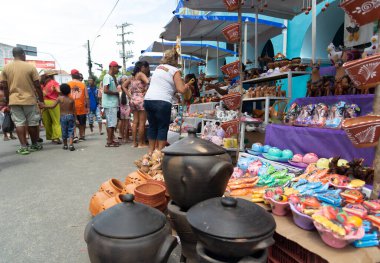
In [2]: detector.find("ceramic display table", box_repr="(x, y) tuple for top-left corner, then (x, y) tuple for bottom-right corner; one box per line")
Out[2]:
(265, 124), (375, 166)
(233, 195), (380, 263)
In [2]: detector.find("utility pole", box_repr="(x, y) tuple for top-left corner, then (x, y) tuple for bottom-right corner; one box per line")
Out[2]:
(87, 40), (93, 78)
(116, 22), (134, 72)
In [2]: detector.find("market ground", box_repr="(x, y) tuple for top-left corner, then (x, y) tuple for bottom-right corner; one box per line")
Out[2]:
(0, 130), (180, 263)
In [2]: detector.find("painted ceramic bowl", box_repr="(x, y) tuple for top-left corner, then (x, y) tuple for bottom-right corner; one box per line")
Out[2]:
(289, 203), (315, 230)
(281, 149), (294, 159)
(291, 154), (303, 163)
(302, 153), (319, 164)
(263, 145), (272, 153)
(268, 147), (282, 158)
(251, 143), (264, 153)
(265, 196), (290, 216)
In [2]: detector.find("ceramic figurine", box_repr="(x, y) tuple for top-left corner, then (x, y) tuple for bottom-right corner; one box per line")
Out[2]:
(322, 76), (334, 96)
(362, 35), (379, 58)
(325, 101), (346, 129)
(283, 103), (300, 125)
(340, 75), (356, 95)
(327, 43), (343, 64)
(344, 103), (361, 119)
(295, 104), (314, 126)
(334, 59), (346, 95)
(311, 103), (328, 127)
(309, 60), (323, 97)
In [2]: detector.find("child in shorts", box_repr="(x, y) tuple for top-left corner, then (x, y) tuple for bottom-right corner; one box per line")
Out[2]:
(43, 84), (76, 151)
(119, 90), (131, 143)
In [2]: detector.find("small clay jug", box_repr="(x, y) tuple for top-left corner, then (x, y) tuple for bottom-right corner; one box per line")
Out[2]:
(89, 191), (112, 216)
(99, 178), (125, 196)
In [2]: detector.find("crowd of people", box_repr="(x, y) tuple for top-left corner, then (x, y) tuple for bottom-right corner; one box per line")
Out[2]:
(0, 47), (194, 155)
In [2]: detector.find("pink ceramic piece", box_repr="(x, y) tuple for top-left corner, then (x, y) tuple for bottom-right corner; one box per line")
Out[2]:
(288, 160), (309, 168)
(290, 203), (315, 231)
(314, 221), (365, 248)
(291, 154), (303, 163)
(247, 160), (262, 176)
(302, 153), (319, 164)
(231, 167), (244, 179)
(265, 197), (290, 216)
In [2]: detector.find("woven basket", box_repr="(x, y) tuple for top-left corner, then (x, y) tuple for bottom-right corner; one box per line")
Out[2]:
(221, 61), (240, 79)
(340, 0), (380, 26)
(135, 182), (166, 207)
(342, 115), (380, 148)
(221, 92), (241, 110)
(343, 53), (380, 88)
(222, 23), (240, 43)
(223, 0), (240, 11)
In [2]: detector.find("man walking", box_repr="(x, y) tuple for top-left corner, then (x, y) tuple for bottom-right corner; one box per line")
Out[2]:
(87, 77), (103, 135)
(68, 69), (89, 142)
(103, 61), (120, 147)
(0, 47), (44, 155)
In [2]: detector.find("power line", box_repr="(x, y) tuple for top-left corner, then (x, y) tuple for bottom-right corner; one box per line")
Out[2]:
(94, 0), (120, 36)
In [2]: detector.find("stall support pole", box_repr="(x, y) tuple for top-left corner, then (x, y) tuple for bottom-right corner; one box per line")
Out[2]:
(216, 40), (219, 78)
(311, 0), (317, 63)
(255, 9), (258, 68)
(236, 1), (244, 161)
(205, 48), (209, 76)
(283, 20), (288, 57)
(244, 18), (248, 65)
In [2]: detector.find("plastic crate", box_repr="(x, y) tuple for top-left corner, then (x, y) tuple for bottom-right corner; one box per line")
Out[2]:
(268, 233), (328, 263)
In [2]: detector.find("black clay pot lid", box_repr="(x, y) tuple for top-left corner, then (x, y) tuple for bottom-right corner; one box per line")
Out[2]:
(162, 128), (226, 156)
(187, 197), (276, 239)
(93, 194), (166, 239)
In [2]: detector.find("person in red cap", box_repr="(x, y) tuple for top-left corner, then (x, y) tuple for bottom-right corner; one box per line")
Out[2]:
(68, 69), (89, 142)
(102, 61), (121, 147)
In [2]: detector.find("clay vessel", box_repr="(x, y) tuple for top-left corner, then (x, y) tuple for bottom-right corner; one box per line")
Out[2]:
(340, 0), (380, 26)
(342, 114), (380, 148)
(162, 129), (233, 210)
(89, 191), (112, 216)
(187, 197), (275, 259)
(125, 170), (151, 185)
(99, 178), (125, 196)
(85, 194), (177, 263)
(100, 194), (123, 212)
(135, 182), (166, 207)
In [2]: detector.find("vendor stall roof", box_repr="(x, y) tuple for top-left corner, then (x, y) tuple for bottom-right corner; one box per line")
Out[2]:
(146, 41), (236, 59)
(181, 0), (323, 20)
(159, 14), (284, 43)
(139, 52), (203, 65)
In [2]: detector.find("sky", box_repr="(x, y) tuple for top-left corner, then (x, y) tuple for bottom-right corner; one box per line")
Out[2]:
(0, 0), (179, 78)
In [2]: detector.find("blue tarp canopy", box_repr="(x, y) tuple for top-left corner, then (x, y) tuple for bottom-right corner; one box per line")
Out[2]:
(159, 14), (284, 43)
(181, 0), (323, 19)
(145, 41), (236, 59)
(139, 52), (203, 65)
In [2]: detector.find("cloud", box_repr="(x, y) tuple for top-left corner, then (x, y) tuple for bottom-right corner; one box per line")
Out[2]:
(0, 0), (177, 77)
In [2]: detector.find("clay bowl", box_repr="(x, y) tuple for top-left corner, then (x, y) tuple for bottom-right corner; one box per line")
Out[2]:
(89, 191), (112, 216)
(135, 182), (166, 207)
(99, 178), (125, 197)
(342, 115), (380, 148)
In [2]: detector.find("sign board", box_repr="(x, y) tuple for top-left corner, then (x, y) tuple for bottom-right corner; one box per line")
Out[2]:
(4, 58), (55, 69)
(16, 44), (37, 56)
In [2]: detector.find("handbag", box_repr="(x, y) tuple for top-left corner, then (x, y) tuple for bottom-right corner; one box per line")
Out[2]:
(2, 112), (15, 133)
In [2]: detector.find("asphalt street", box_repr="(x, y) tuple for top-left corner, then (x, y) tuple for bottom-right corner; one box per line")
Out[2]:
(0, 130), (180, 263)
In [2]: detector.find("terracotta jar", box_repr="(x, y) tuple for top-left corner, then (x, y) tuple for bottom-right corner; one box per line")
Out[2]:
(100, 194), (123, 212)
(162, 128), (233, 210)
(84, 194), (177, 263)
(187, 197), (276, 259)
(89, 191), (112, 216)
(125, 170), (151, 186)
(99, 178), (125, 196)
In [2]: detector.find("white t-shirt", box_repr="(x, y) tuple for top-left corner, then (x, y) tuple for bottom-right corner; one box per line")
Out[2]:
(144, 64), (179, 103)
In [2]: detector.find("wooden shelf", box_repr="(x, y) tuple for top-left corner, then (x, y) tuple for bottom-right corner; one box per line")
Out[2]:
(242, 71), (311, 85)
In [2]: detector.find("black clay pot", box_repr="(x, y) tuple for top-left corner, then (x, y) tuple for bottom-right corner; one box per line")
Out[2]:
(162, 128), (233, 210)
(84, 194), (177, 263)
(196, 243), (268, 263)
(187, 197), (276, 259)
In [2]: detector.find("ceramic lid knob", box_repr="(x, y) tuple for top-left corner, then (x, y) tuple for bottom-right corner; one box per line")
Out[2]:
(221, 197), (237, 208)
(121, 194), (134, 203)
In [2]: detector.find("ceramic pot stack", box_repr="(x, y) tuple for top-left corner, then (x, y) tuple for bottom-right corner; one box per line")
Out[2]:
(162, 129), (233, 262)
(162, 129), (276, 262)
(85, 194), (178, 263)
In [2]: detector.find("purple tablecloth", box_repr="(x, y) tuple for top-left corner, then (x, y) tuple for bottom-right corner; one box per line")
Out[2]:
(265, 124), (375, 166)
(292, 94), (375, 115)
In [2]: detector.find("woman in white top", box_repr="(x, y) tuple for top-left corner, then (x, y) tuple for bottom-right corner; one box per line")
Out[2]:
(144, 49), (190, 153)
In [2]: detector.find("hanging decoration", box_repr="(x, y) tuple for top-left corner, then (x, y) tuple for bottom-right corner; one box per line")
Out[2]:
(220, 120), (240, 138)
(339, 0), (380, 26)
(221, 93), (242, 111)
(222, 23), (241, 43)
(221, 60), (241, 79)
(223, 0), (240, 11)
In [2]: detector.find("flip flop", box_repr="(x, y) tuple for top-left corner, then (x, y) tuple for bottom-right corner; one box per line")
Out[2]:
(105, 142), (120, 147)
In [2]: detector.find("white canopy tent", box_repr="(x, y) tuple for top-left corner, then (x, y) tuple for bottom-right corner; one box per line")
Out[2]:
(180, 0), (322, 62)
(139, 52), (204, 72)
(145, 41), (236, 59)
(181, 0), (322, 20)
